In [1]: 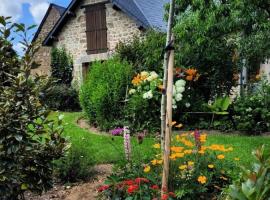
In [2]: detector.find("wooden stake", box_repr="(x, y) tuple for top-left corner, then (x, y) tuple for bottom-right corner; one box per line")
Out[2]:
(161, 0), (175, 150)
(161, 35), (174, 196)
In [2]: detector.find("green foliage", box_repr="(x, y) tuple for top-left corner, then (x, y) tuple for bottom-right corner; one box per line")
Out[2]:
(208, 96), (231, 115)
(40, 84), (81, 111)
(0, 17), (67, 199)
(116, 30), (166, 73)
(233, 79), (270, 133)
(125, 93), (160, 133)
(54, 146), (95, 183)
(228, 145), (270, 200)
(80, 57), (132, 130)
(51, 47), (73, 85)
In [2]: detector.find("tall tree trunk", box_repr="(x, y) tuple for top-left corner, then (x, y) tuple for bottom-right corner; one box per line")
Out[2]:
(161, 0), (175, 150)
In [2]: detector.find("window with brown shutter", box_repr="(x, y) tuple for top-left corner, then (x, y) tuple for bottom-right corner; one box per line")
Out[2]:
(85, 3), (107, 54)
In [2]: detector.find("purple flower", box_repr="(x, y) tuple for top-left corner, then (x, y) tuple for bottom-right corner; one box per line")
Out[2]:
(110, 127), (124, 136)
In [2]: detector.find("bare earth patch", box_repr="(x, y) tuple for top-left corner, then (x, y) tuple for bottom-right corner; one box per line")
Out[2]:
(25, 164), (112, 200)
(77, 118), (108, 136)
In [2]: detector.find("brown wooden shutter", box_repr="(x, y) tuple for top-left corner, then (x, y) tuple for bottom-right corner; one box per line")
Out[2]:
(85, 4), (107, 54)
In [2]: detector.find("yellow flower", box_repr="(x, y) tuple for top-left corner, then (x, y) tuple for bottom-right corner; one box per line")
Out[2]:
(151, 159), (158, 165)
(132, 74), (142, 86)
(175, 153), (184, 158)
(153, 143), (161, 149)
(171, 146), (184, 153)
(234, 157), (240, 161)
(199, 134), (207, 143)
(198, 150), (205, 154)
(217, 154), (225, 160)
(157, 160), (163, 164)
(170, 154), (177, 160)
(197, 176), (207, 184)
(188, 161), (194, 166)
(184, 149), (192, 154)
(144, 165), (151, 173)
(179, 165), (187, 170)
(208, 164), (214, 169)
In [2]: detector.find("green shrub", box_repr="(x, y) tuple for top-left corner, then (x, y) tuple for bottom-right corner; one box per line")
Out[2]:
(80, 57), (132, 130)
(51, 47), (73, 85)
(54, 146), (95, 183)
(0, 17), (67, 199)
(233, 79), (270, 133)
(228, 145), (270, 200)
(40, 84), (81, 111)
(116, 30), (166, 73)
(125, 92), (160, 133)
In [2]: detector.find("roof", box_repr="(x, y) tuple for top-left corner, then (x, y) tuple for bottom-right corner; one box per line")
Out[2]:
(32, 3), (66, 42)
(43, 0), (169, 45)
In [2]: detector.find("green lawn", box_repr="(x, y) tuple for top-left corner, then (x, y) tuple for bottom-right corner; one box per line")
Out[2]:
(50, 112), (270, 166)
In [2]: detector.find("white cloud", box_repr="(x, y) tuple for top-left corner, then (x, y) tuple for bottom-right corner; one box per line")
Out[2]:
(13, 42), (25, 57)
(0, 0), (49, 24)
(0, 0), (23, 21)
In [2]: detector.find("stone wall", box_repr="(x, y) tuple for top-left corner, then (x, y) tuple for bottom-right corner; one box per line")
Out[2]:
(53, 0), (141, 84)
(31, 7), (62, 76)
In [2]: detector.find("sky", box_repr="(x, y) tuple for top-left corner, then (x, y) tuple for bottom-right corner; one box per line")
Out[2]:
(0, 0), (71, 55)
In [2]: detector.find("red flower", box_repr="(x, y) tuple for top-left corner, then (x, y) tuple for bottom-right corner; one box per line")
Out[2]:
(162, 194), (169, 200)
(123, 180), (135, 186)
(127, 184), (139, 194)
(168, 192), (176, 197)
(151, 185), (159, 190)
(135, 178), (149, 184)
(97, 185), (109, 192)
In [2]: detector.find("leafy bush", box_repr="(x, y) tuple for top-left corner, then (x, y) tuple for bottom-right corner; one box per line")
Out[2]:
(80, 57), (132, 130)
(0, 17), (67, 199)
(233, 79), (270, 133)
(40, 84), (81, 111)
(51, 47), (73, 85)
(116, 30), (166, 73)
(229, 145), (270, 200)
(54, 146), (95, 183)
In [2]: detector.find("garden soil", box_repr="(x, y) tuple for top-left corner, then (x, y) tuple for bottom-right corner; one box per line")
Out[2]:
(25, 164), (112, 200)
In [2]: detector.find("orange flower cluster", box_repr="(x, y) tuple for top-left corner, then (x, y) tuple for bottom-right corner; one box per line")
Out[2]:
(132, 74), (143, 86)
(185, 68), (200, 81)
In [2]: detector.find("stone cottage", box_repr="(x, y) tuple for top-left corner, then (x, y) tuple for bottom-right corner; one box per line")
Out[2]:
(34, 0), (168, 84)
(31, 3), (66, 75)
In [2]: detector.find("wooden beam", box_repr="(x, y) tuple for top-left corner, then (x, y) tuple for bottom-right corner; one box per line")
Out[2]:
(161, 35), (174, 196)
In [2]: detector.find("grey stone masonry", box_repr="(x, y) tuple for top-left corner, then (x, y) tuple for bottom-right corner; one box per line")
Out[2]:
(31, 6), (63, 76)
(53, 0), (142, 85)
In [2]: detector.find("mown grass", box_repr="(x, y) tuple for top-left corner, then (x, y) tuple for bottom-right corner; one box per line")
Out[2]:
(50, 112), (270, 166)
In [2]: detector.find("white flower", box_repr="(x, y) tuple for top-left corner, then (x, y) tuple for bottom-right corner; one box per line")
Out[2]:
(176, 86), (185, 93)
(175, 93), (183, 102)
(146, 71), (159, 81)
(175, 79), (186, 87)
(173, 104), (177, 109)
(185, 103), (191, 108)
(141, 71), (149, 77)
(143, 90), (153, 99)
(129, 89), (136, 95)
(246, 107), (252, 112)
(173, 85), (176, 96)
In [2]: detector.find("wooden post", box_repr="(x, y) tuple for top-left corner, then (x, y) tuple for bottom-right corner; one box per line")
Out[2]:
(161, 0), (175, 150)
(161, 35), (174, 196)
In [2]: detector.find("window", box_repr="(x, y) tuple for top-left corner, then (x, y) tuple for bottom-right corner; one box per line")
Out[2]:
(85, 3), (107, 54)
